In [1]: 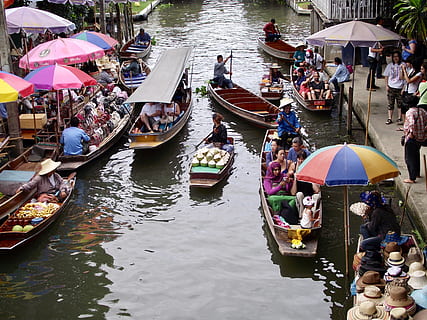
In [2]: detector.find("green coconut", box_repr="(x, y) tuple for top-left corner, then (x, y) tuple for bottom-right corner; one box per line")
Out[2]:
(196, 152), (204, 161)
(192, 158), (200, 167)
(200, 158), (208, 167)
(206, 152), (214, 161)
(213, 153), (222, 162)
(12, 225), (23, 232)
(216, 159), (225, 169)
(23, 225), (34, 232)
(211, 148), (220, 155)
(208, 160), (216, 168)
(200, 147), (210, 156)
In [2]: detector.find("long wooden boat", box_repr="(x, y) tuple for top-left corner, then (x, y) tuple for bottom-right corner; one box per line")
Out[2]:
(119, 39), (151, 59)
(0, 146), (57, 220)
(207, 83), (279, 129)
(260, 79), (284, 101)
(0, 174), (75, 252)
(189, 138), (235, 188)
(118, 58), (151, 92)
(57, 103), (134, 171)
(290, 66), (334, 112)
(259, 129), (322, 257)
(126, 47), (193, 149)
(257, 37), (296, 61)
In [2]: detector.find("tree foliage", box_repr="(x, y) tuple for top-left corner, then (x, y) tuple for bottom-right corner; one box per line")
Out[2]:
(393, 0), (427, 43)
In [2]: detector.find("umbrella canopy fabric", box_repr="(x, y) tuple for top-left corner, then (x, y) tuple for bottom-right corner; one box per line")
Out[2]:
(24, 65), (97, 91)
(19, 38), (105, 70)
(5, 7), (76, 34)
(48, 0), (94, 5)
(71, 31), (118, 50)
(0, 71), (34, 102)
(296, 143), (399, 186)
(306, 20), (402, 47)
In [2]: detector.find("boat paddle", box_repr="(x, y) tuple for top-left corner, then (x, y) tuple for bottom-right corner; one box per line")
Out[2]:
(229, 50), (233, 81)
(195, 132), (213, 149)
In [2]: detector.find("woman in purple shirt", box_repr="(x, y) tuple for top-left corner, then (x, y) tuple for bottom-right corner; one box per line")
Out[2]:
(263, 161), (293, 195)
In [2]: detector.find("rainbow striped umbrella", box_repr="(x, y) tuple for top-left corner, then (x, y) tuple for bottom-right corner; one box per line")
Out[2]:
(0, 71), (34, 102)
(71, 31), (118, 50)
(296, 143), (399, 186)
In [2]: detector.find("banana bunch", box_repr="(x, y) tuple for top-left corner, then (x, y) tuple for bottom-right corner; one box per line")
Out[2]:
(291, 239), (306, 249)
(15, 202), (60, 219)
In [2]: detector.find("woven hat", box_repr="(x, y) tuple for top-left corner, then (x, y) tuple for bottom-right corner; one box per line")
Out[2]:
(356, 271), (386, 290)
(413, 309), (427, 320)
(279, 97), (293, 108)
(356, 285), (385, 306)
(406, 247), (423, 266)
(303, 196), (314, 206)
(270, 63), (281, 69)
(350, 202), (370, 216)
(384, 287), (416, 315)
(389, 307), (413, 320)
(347, 301), (387, 320)
(387, 252), (406, 267)
(383, 242), (402, 260)
(38, 159), (61, 175)
(411, 286), (427, 309)
(408, 270), (427, 290)
(408, 262), (426, 276)
(353, 252), (365, 271)
(102, 63), (114, 70)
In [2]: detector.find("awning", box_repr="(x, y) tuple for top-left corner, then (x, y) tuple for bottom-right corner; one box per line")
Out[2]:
(125, 47), (192, 104)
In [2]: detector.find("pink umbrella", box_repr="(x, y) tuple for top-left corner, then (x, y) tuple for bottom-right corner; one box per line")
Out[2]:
(0, 71), (34, 102)
(19, 38), (105, 70)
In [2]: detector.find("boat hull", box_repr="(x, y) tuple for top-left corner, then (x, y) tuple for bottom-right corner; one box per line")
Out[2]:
(118, 59), (151, 92)
(257, 37), (296, 61)
(119, 40), (151, 59)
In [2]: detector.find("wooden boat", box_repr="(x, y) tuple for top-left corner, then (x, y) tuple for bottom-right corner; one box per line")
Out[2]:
(257, 37), (296, 61)
(127, 47), (193, 149)
(189, 138), (235, 188)
(119, 39), (151, 59)
(290, 66), (334, 112)
(118, 58), (151, 91)
(260, 78), (284, 101)
(0, 146), (57, 220)
(56, 102), (134, 171)
(0, 174), (75, 252)
(259, 129), (322, 257)
(207, 83), (279, 129)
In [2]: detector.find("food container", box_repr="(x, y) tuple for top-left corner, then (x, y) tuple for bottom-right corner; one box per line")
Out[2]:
(31, 217), (43, 225)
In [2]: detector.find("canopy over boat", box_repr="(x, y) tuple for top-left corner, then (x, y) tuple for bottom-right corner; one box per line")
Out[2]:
(125, 47), (192, 104)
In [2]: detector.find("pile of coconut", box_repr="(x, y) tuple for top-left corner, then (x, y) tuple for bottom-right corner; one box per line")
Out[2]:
(192, 147), (230, 169)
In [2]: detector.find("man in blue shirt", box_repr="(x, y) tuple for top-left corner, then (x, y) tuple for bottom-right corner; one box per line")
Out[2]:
(135, 28), (151, 45)
(287, 136), (311, 162)
(328, 57), (350, 93)
(277, 100), (301, 149)
(60, 117), (90, 156)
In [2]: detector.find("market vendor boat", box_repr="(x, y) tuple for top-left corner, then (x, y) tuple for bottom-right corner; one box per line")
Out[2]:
(257, 37), (296, 61)
(260, 77), (284, 101)
(290, 66), (334, 112)
(259, 129), (322, 257)
(0, 173), (75, 252)
(119, 39), (151, 59)
(207, 83), (279, 129)
(189, 137), (235, 188)
(118, 58), (151, 92)
(126, 47), (193, 149)
(0, 146), (57, 220)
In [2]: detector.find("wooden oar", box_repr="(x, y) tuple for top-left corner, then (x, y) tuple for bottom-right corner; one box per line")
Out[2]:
(195, 132), (212, 149)
(229, 50), (233, 81)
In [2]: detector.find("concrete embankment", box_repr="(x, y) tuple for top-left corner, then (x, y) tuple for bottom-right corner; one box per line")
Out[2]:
(134, 0), (163, 21)
(333, 65), (427, 238)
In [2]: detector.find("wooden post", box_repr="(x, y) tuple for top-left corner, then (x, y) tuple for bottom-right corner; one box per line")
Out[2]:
(424, 154), (427, 192)
(338, 83), (344, 116)
(344, 185), (349, 276)
(347, 86), (353, 136)
(99, 0), (107, 34)
(116, 3), (122, 46)
(123, 3), (129, 42)
(5, 102), (23, 154)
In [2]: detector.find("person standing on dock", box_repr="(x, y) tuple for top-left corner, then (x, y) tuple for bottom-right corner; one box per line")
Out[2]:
(263, 19), (281, 42)
(384, 52), (404, 125)
(213, 54), (233, 89)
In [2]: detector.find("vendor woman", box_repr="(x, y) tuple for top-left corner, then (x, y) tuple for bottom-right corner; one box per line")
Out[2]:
(205, 113), (233, 153)
(16, 159), (70, 203)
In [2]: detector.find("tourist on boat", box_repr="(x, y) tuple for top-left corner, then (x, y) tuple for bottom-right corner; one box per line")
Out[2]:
(269, 63), (285, 84)
(328, 57), (350, 93)
(16, 159), (69, 203)
(213, 54), (233, 89)
(135, 28), (151, 45)
(300, 196), (316, 229)
(286, 137), (310, 163)
(272, 147), (295, 175)
(308, 71), (332, 100)
(304, 49), (325, 71)
(402, 95), (427, 184)
(293, 42), (306, 67)
(294, 67), (307, 90)
(263, 18), (281, 42)
(384, 51), (405, 125)
(123, 55), (141, 75)
(205, 113), (233, 153)
(263, 161), (293, 196)
(265, 139), (279, 167)
(60, 117), (90, 156)
(138, 102), (162, 132)
(276, 101), (301, 149)
(159, 102), (181, 128)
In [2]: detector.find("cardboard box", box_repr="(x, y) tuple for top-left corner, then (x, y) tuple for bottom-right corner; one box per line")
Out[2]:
(19, 113), (47, 129)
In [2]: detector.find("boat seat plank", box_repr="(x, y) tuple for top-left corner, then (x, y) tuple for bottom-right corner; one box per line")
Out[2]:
(191, 166), (221, 174)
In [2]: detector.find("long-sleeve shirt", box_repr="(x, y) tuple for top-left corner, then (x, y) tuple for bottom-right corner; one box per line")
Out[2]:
(276, 111), (300, 136)
(404, 107), (427, 142)
(330, 63), (350, 83)
(21, 173), (69, 196)
(207, 124), (227, 144)
(214, 62), (228, 78)
(60, 126), (90, 156)
(263, 178), (291, 195)
(135, 32), (151, 43)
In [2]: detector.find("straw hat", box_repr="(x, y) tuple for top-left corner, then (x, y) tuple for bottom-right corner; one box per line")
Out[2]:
(413, 309), (427, 320)
(270, 63), (281, 69)
(102, 63), (114, 70)
(350, 202), (370, 216)
(295, 42), (306, 49)
(383, 242), (402, 260)
(411, 285), (427, 309)
(384, 287), (416, 315)
(279, 97), (293, 108)
(406, 247), (423, 266)
(387, 252), (406, 268)
(347, 301), (387, 320)
(408, 262), (426, 276)
(38, 159), (61, 175)
(356, 271), (386, 291)
(356, 286), (385, 306)
(408, 270), (427, 290)
(389, 307), (413, 320)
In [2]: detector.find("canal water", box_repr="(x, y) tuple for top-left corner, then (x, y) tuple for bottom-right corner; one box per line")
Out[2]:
(0, 1), (404, 319)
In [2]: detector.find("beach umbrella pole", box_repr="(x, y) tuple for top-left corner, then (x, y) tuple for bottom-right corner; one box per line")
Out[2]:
(344, 185), (350, 276)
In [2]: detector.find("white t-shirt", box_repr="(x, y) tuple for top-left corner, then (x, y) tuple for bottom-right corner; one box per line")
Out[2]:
(404, 68), (422, 94)
(141, 103), (161, 121)
(163, 103), (177, 115)
(383, 63), (404, 89)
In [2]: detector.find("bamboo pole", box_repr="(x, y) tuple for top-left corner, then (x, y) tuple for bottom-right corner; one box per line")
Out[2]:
(344, 185), (349, 276)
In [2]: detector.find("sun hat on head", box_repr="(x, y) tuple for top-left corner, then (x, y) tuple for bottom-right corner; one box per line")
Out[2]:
(411, 285), (427, 309)
(38, 159), (61, 176)
(295, 42), (306, 49)
(356, 271), (386, 292)
(303, 196), (314, 206)
(270, 63), (281, 69)
(408, 262), (426, 276)
(347, 301), (387, 320)
(360, 191), (385, 209)
(408, 270), (427, 290)
(389, 307), (413, 320)
(350, 202), (371, 216)
(384, 286), (416, 315)
(102, 63), (114, 70)
(279, 97), (293, 109)
(387, 252), (406, 268)
(356, 285), (385, 306)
